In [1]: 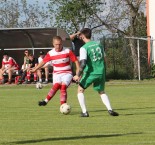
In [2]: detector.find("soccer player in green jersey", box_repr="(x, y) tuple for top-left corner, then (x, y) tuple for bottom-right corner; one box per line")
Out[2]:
(73, 28), (119, 117)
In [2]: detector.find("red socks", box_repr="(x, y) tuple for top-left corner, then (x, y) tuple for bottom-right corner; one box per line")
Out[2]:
(26, 72), (37, 81)
(60, 84), (67, 105)
(45, 84), (68, 105)
(46, 83), (61, 101)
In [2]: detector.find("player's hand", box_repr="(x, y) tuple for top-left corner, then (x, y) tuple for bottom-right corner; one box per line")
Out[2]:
(73, 75), (80, 83)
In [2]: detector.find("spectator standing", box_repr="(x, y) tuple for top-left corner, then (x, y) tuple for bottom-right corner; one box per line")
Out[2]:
(70, 31), (85, 76)
(70, 31), (85, 58)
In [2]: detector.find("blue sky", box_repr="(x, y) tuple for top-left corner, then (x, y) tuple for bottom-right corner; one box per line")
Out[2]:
(27, 0), (50, 6)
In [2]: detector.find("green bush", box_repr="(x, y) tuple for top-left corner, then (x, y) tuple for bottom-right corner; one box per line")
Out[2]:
(106, 69), (131, 80)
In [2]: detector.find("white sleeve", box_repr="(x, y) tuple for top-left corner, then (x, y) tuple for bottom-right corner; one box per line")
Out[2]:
(79, 47), (87, 61)
(38, 57), (43, 63)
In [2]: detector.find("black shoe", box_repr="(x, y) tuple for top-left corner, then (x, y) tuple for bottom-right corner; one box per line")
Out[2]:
(38, 100), (47, 106)
(108, 110), (119, 116)
(81, 111), (89, 117)
(23, 80), (31, 84)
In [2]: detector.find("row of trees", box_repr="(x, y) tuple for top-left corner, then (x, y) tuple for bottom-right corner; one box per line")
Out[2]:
(0, 0), (50, 28)
(0, 0), (148, 79)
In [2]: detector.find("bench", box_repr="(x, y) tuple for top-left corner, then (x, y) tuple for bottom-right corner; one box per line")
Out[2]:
(3, 71), (53, 84)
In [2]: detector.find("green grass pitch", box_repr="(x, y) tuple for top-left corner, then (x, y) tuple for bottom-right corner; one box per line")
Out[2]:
(0, 80), (155, 145)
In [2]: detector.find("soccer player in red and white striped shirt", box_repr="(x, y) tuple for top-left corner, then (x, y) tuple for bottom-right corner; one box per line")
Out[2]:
(31, 36), (80, 106)
(0, 52), (19, 84)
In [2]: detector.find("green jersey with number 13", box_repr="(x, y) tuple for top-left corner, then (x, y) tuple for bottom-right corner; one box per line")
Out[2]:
(80, 41), (105, 75)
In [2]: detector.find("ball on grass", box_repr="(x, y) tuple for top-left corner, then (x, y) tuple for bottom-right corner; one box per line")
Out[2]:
(60, 103), (71, 115)
(36, 82), (43, 89)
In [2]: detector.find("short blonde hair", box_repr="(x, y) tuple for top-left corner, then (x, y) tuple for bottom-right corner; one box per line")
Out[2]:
(52, 36), (62, 42)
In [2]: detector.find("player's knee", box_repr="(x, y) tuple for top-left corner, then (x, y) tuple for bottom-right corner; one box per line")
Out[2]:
(60, 84), (67, 94)
(78, 86), (84, 93)
(98, 91), (105, 95)
(61, 84), (67, 90)
(53, 83), (61, 91)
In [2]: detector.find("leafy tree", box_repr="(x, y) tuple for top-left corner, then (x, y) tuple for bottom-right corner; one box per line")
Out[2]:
(0, 0), (50, 28)
(49, 0), (146, 78)
(48, 0), (102, 33)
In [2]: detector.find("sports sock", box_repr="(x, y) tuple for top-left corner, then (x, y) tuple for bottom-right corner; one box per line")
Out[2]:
(27, 72), (30, 81)
(45, 83), (61, 103)
(39, 78), (42, 82)
(33, 73), (37, 81)
(77, 93), (87, 113)
(100, 94), (112, 111)
(60, 84), (67, 105)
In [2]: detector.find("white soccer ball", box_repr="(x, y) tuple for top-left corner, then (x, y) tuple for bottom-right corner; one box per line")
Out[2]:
(60, 103), (71, 115)
(36, 82), (43, 89)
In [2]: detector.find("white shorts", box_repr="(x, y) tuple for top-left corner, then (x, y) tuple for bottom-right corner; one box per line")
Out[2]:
(53, 73), (73, 86)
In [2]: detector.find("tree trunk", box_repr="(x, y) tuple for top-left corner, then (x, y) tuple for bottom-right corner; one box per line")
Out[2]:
(129, 38), (138, 78)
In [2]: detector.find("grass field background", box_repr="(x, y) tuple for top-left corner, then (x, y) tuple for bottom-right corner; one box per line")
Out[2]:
(0, 80), (155, 145)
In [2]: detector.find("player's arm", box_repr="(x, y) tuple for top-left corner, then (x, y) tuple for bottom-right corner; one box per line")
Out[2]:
(73, 47), (87, 81)
(74, 60), (80, 76)
(73, 59), (86, 82)
(31, 53), (51, 73)
(77, 47), (87, 77)
(30, 60), (45, 73)
(77, 59), (86, 77)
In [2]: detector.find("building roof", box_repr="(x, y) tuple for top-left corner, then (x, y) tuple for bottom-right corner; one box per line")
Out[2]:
(0, 27), (71, 49)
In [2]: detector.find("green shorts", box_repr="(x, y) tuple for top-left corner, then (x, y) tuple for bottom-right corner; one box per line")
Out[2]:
(79, 73), (105, 92)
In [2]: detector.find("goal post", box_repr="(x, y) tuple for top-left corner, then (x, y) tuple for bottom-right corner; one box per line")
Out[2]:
(124, 36), (153, 80)
(146, 0), (155, 64)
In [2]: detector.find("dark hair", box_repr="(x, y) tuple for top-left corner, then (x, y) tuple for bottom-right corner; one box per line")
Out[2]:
(80, 28), (92, 39)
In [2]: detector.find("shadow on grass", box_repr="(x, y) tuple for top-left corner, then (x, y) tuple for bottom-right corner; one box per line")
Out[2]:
(116, 106), (154, 111)
(116, 107), (155, 116)
(87, 107), (155, 116)
(9, 132), (142, 144)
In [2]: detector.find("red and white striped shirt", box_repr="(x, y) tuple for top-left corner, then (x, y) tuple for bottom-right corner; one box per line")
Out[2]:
(43, 48), (77, 74)
(2, 57), (19, 70)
